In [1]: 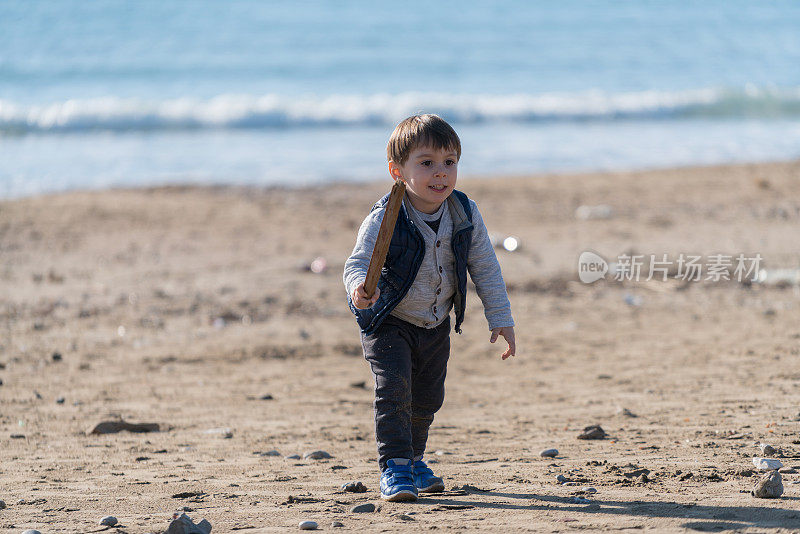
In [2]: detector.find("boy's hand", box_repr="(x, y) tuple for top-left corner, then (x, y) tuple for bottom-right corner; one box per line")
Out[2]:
(352, 282), (380, 309)
(490, 326), (516, 360)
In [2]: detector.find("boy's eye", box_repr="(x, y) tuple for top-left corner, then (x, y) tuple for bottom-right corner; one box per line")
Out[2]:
(445, 159), (456, 165)
(421, 161), (432, 167)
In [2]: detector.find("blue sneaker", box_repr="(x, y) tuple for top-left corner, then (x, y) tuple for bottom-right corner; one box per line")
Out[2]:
(380, 459), (418, 502)
(413, 458), (445, 493)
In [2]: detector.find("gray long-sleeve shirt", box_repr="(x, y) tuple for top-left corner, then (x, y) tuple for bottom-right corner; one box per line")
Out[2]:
(343, 192), (514, 331)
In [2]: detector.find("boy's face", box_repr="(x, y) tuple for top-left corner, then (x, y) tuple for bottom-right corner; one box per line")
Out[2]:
(389, 146), (458, 214)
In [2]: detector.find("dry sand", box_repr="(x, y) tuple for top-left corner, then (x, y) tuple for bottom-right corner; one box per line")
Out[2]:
(2, 161), (800, 533)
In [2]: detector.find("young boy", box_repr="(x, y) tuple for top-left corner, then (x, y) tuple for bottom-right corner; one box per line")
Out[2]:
(343, 114), (516, 502)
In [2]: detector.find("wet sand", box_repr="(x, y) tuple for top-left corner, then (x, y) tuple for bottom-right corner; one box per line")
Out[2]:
(2, 161), (800, 532)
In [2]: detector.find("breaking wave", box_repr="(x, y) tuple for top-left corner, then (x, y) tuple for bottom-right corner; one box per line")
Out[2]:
(2, 86), (800, 134)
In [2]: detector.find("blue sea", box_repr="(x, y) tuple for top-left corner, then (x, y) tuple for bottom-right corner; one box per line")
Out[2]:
(2, 1), (800, 198)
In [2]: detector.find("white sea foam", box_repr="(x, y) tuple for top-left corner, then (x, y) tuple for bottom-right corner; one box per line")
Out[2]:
(2, 87), (799, 134)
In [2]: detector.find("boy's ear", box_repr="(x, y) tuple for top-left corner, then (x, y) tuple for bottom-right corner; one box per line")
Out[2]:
(388, 161), (405, 183)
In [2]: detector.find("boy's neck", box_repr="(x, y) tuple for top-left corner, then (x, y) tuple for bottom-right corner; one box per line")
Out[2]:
(406, 194), (445, 215)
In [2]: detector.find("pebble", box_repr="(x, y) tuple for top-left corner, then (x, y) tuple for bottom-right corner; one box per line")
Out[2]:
(22, 531), (42, 534)
(341, 481), (367, 493)
(540, 448), (558, 458)
(52, 352), (62, 361)
(583, 487), (598, 494)
(752, 471), (783, 498)
(56, 396), (65, 404)
(753, 457), (783, 471)
(577, 425), (606, 440)
(760, 443), (777, 457)
(331, 521), (344, 527)
(304, 450), (333, 460)
(556, 474), (567, 483)
(351, 503), (376, 513)
(100, 516), (118, 526)
(616, 407), (637, 417)
(575, 204), (613, 220)
(397, 514), (415, 521)
(568, 496), (592, 504)
(285, 454), (301, 460)
(259, 450), (281, 457)
(298, 520), (318, 530)
(203, 427), (233, 439)
(0, 499), (5, 509)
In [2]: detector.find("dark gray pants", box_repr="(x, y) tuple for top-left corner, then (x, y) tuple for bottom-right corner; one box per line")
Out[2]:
(361, 314), (451, 471)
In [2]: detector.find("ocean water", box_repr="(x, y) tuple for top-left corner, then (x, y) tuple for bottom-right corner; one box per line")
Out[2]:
(1, 1), (800, 198)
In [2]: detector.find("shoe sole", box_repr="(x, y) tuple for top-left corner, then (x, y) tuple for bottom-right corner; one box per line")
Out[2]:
(380, 489), (418, 502)
(418, 481), (445, 493)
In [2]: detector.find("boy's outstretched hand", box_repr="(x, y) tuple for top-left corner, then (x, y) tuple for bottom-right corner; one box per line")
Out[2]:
(351, 282), (380, 309)
(490, 326), (516, 360)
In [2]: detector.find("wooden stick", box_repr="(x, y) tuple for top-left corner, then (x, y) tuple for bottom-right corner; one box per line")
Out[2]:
(364, 180), (406, 298)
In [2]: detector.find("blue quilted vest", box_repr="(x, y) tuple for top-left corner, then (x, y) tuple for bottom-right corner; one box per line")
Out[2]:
(348, 189), (474, 336)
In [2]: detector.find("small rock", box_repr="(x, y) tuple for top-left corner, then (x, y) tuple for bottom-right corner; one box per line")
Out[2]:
(752, 470), (783, 498)
(583, 487), (598, 494)
(304, 450), (333, 460)
(760, 443), (777, 457)
(575, 204), (613, 220)
(341, 481), (367, 493)
(259, 450), (281, 457)
(753, 457), (783, 471)
(259, 394), (274, 400)
(52, 352), (62, 361)
(397, 514), (415, 521)
(285, 454), (301, 460)
(100, 516), (118, 526)
(616, 407), (637, 417)
(638, 473), (649, 483)
(56, 396), (65, 404)
(569, 496), (592, 504)
(577, 425), (606, 440)
(351, 503), (376, 513)
(779, 467), (797, 474)
(350, 381), (367, 389)
(331, 521), (344, 527)
(539, 448), (558, 458)
(89, 419), (159, 435)
(203, 427), (233, 439)
(10, 434), (25, 439)
(167, 512), (212, 534)
(298, 520), (318, 530)
(22, 530), (42, 534)
(556, 474), (567, 483)
(0, 499), (5, 508)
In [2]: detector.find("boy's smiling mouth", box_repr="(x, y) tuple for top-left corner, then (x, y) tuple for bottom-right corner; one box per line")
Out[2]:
(429, 185), (447, 192)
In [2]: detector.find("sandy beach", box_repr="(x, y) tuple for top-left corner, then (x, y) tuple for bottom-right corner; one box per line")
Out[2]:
(2, 160), (800, 533)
